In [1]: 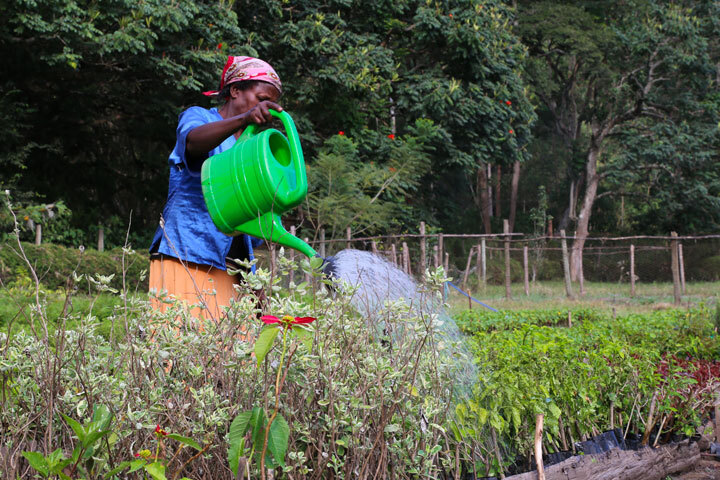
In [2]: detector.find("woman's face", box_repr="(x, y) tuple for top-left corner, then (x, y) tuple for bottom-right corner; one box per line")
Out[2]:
(229, 82), (281, 114)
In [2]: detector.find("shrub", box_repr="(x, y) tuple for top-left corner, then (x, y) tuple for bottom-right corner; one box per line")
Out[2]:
(1, 249), (470, 479)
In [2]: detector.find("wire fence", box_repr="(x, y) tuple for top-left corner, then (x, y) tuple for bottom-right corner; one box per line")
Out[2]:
(279, 224), (720, 305)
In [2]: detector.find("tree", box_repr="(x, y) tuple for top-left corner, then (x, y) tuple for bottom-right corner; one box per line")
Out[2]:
(518, 0), (720, 280)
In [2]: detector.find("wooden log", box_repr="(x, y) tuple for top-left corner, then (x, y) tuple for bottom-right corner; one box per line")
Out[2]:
(560, 230), (574, 299)
(462, 246), (474, 291)
(630, 244), (636, 297)
(35, 223), (42, 245)
(391, 243), (397, 266)
(444, 252), (449, 274)
(346, 227), (352, 250)
(535, 414), (545, 480)
(548, 219), (553, 237)
(523, 245), (529, 296)
(714, 392), (720, 443)
(97, 225), (104, 252)
(678, 242), (686, 295)
(371, 240), (378, 255)
(670, 232), (681, 305)
(505, 441), (700, 480)
(504, 219), (511, 299)
(319, 228), (326, 258)
(433, 245), (439, 268)
(420, 221), (426, 273)
(476, 242), (483, 289)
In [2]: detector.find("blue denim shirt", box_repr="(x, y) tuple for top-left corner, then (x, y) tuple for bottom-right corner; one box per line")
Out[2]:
(149, 106), (262, 271)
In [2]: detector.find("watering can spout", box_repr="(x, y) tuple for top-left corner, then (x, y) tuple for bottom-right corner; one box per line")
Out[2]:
(237, 212), (318, 259)
(202, 109), (318, 259)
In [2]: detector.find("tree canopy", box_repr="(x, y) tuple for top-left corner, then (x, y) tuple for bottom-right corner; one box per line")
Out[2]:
(1, 0), (717, 249)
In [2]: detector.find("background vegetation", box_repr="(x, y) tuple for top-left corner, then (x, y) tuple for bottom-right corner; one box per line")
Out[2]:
(2, 0), (717, 253)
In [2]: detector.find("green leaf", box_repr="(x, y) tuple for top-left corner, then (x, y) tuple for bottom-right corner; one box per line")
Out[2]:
(105, 461), (133, 478)
(91, 404), (113, 431)
(291, 326), (314, 351)
(255, 326), (280, 365)
(166, 433), (202, 451)
(228, 411), (253, 476)
(250, 407), (267, 449)
(267, 414), (290, 467)
(22, 451), (49, 477)
(144, 462), (167, 480)
(62, 413), (86, 443)
(84, 429), (112, 449)
(128, 459), (146, 473)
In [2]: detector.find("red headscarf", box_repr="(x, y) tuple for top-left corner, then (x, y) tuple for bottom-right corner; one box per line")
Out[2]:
(202, 56), (282, 97)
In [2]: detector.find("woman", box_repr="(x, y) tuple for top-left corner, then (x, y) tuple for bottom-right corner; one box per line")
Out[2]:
(149, 56), (282, 321)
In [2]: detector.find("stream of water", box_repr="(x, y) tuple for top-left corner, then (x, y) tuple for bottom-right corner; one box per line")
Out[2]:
(324, 249), (478, 397)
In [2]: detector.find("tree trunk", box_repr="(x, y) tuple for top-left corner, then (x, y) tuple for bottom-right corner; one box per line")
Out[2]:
(509, 161), (521, 232)
(558, 173), (584, 232)
(494, 164), (502, 218)
(570, 147), (601, 281)
(477, 164), (492, 234)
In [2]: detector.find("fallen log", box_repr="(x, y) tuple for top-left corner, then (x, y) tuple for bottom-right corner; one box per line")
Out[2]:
(506, 440), (699, 480)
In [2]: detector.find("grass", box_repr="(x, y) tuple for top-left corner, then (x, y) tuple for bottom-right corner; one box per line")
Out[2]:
(445, 280), (720, 316)
(0, 288), (129, 341)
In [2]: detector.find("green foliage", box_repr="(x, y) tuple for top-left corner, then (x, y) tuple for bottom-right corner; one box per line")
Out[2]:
(453, 306), (720, 476)
(2, 249), (464, 479)
(0, 241), (148, 292)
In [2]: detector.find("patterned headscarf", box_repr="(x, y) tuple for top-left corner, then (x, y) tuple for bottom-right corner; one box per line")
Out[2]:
(202, 56), (282, 97)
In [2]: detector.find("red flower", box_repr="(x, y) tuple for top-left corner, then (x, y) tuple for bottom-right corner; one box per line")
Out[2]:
(338, 131), (345, 136)
(134, 453), (141, 457)
(509, 129), (514, 134)
(261, 315), (316, 329)
(154, 424), (168, 436)
(217, 43), (223, 49)
(389, 167), (397, 173)
(387, 134), (395, 140)
(505, 100), (512, 105)
(449, 13), (453, 17)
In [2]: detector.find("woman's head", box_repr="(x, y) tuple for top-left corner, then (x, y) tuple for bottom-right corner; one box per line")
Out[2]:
(203, 56), (282, 101)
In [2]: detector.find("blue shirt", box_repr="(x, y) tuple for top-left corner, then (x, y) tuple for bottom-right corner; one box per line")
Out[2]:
(149, 106), (262, 271)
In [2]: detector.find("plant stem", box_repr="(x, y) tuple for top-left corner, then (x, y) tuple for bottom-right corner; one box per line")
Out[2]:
(260, 327), (289, 479)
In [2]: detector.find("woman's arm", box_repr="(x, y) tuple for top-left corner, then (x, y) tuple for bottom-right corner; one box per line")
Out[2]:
(185, 100), (282, 160)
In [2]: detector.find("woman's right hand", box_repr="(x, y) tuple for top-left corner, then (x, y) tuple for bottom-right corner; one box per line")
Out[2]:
(241, 100), (283, 126)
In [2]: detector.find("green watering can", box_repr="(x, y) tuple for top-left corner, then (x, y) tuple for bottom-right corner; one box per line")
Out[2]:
(201, 110), (318, 259)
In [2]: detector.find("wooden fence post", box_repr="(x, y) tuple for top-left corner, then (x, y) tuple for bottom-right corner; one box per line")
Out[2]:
(523, 244), (529, 296)
(319, 228), (326, 258)
(402, 242), (410, 275)
(462, 246), (474, 291)
(371, 240), (378, 255)
(481, 238), (487, 287)
(444, 252), (449, 274)
(671, 232), (681, 305)
(289, 226), (296, 284)
(560, 230), (574, 299)
(420, 222), (426, 273)
(346, 227), (352, 250)
(630, 244), (636, 297)
(35, 224), (42, 245)
(97, 225), (104, 252)
(433, 245), (439, 269)
(535, 414), (546, 480)
(391, 243), (398, 266)
(678, 242), (686, 295)
(504, 219), (511, 299)
(304, 237), (311, 283)
(438, 233), (444, 268)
